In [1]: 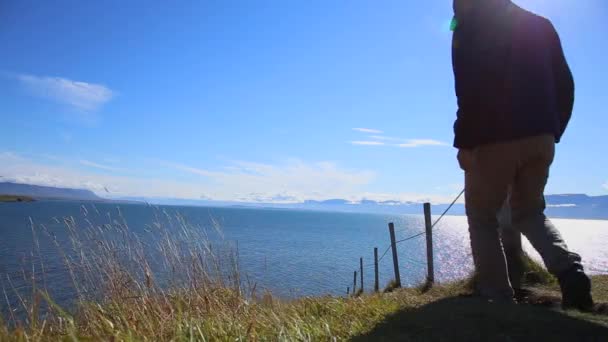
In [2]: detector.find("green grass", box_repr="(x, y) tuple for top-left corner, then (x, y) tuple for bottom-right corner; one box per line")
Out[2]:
(3, 276), (607, 341)
(1, 211), (607, 341)
(464, 253), (557, 292)
(0, 195), (34, 202)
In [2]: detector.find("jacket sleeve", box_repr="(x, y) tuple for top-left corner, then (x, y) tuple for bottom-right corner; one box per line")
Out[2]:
(452, 29), (466, 117)
(548, 22), (574, 141)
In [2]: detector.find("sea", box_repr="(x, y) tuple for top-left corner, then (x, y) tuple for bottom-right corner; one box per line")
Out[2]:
(1, 200), (607, 313)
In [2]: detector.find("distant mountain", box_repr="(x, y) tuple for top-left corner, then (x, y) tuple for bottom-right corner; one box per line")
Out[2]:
(3, 181), (605, 220)
(294, 194), (608, 219)
(0, 182), (102, 201)
(545, 194), (608, 220)
(142, 194), (608, 220)
(116, 197), (237, 207)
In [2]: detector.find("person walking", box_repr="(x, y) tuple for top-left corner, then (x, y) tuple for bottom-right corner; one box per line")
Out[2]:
(451, 0), (593, 310)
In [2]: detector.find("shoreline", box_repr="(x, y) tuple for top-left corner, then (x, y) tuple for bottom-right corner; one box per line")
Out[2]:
(0, 194), (35, 203)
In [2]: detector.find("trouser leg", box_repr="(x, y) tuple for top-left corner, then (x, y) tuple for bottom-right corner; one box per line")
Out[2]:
(499, 199), (524, 289)
(510, 135), (582, 276)
(459, 148), (515, 300)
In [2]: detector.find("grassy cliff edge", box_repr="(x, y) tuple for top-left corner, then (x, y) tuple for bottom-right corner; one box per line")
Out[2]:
(2, 276), (607, 341)
(2, 210), (606, 341)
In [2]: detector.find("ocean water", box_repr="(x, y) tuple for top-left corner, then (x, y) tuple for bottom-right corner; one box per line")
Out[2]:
(1, 200), (607, 311)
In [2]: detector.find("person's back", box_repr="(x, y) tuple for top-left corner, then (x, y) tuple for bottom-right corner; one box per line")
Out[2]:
(451, 0), (593, 310)
(452, 2), (573, 149)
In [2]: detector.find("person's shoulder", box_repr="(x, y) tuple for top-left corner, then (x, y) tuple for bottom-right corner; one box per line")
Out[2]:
(513, 4), (554, 31)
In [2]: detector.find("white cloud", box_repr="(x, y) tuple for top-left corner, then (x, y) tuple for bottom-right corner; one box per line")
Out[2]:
(15, 73), (113, 112)
(367, 135), (448, 147)
(164, 159), (376, 202)
(351, 129), (447, 148)
(1, 152), (467, 204)
(397, 139), (448, 148)
(0, 153), (215, 198)
(356, 191), (465, 205)
(547, 204), (577, 208)
(350, 141), (385, 146)
(0, 152), (378, 203)
(79, 159), (124, 172)
(603, 181), (608, 191)
(367, 135), (404, 142)
(353, 128), (383, 134)
(160, 161), (215, 177)
(350, 135), (448, 148)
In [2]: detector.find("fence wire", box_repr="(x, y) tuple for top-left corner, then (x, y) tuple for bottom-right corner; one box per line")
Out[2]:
(352, 189), (465, 280)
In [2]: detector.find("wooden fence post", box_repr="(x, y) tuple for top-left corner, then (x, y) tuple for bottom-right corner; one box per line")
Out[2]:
(360, 257), (364, 292)
(374, 247), (379, 292)
(423, 203), (435, 284)
(347, 287), (350, 296)
(353, 270), (357, 294)
(388, 222), (401, 288)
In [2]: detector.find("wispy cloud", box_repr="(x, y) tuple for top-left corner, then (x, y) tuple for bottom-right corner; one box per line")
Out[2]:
(357, 192), (465, 205)
(161, 162), (215, 177)
(350, 132), (448, 148)
(547, 204), (577, 208)
(163, 159), (376, 202)
(397, 139), (448, 148)
(0, 152), (379, 203)
(79, 159), (124, 172)
(350, 141), (385, 146)
(0, 152), (471, 204)
(351, 128), (448, 148)
(15, 73), (114, 112)
(353, 128), (383, 134)
(0, 152), (174, 196)
(367, 135), (404, 142)
(603, 181), (608, 191)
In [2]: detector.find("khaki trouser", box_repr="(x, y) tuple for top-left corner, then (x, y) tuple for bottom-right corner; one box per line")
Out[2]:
(458, 134), (582, 299)
(498, 195), (525, 290)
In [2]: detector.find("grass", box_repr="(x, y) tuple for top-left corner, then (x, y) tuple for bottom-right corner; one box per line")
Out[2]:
(383, 279), (400, 293)
(0, 195), (34, 203)
(3, 276), (607, 341)
(353, 276), (608, 341)
(1, 209), (607, 341)
(464, 253), (557, 292)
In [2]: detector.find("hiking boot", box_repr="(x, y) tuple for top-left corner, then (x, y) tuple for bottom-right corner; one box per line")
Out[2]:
(558, 265), (594, 311)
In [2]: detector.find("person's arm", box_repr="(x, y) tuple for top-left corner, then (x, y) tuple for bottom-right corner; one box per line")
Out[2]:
(548, 22), (574, 141)
(452, 27), (466, 115)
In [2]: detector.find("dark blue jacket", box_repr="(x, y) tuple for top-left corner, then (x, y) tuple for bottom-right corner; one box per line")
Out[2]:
(452, 5), (574, 149)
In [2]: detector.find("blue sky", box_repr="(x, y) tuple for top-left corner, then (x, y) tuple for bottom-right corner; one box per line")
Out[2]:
(1, 0), (607, 203)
